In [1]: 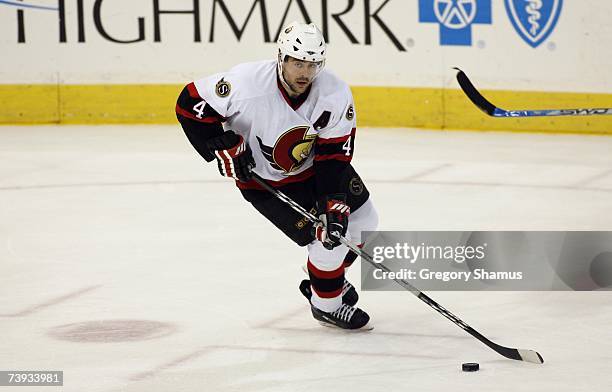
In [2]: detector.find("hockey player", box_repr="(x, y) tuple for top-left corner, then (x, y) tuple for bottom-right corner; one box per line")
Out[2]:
(176, 21), (378, 330)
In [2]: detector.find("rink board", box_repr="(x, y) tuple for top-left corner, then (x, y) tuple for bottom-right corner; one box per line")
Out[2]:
(0, 84), (610, 134)
(1, 0), (611, 133)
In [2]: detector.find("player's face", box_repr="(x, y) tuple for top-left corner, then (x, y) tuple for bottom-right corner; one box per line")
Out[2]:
(282, 57), (322, 96)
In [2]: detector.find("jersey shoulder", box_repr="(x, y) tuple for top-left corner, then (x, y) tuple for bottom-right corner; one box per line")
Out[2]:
(192, 60), (277, 117)
(224, 60), (278, 99)
(311, 69), (355, 134)
(313, 69), (352, 103)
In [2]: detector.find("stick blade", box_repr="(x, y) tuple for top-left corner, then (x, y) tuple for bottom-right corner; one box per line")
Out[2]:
(517, 349), (545, 364)
(453, 67), (498, 116)
(489, 340), (544, 364)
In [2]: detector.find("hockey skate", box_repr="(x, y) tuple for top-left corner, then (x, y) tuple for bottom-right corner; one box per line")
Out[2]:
(299, 280), (372, 331)
(299, 278), (359, 306)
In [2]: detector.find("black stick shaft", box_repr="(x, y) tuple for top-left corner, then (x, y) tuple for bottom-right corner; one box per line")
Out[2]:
(250, 173), (543, 363)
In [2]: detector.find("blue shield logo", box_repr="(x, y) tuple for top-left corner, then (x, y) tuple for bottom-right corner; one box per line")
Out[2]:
(505, 0), (563, 48)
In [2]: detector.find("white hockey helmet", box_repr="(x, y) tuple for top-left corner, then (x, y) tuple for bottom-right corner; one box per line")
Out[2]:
(277, 21), (326, 81)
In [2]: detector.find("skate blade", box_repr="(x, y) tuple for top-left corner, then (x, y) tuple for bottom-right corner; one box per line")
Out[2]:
(318, 321), (374, 332)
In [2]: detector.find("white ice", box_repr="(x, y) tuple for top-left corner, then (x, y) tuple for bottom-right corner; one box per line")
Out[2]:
(1, 125), (612, 392)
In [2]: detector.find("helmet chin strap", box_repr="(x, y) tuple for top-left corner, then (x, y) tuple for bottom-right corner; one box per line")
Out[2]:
(277, 54), (296, 96)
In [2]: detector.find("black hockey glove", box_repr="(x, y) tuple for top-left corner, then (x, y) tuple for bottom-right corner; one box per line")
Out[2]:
(313, 194), (350, 250)
(206, 131), (255, 182)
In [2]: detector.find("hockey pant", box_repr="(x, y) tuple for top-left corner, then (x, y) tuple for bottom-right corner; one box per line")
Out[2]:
(240, 167), (378, 312)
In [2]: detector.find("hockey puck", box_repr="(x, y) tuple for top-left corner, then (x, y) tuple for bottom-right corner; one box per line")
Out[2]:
(462, 363), (479, 372)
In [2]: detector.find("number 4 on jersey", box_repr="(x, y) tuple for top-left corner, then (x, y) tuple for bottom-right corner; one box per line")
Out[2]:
(193, 101), (207, 119)
(342, 136), (352, 156)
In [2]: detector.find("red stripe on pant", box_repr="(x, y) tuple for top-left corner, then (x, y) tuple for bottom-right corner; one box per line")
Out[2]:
(307, 260), (344, 299)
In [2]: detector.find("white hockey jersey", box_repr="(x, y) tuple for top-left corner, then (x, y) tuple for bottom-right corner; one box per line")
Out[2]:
(188, 60), (356, 188)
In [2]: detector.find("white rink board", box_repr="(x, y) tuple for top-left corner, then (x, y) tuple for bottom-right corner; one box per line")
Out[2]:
(0, 0), (611, 92)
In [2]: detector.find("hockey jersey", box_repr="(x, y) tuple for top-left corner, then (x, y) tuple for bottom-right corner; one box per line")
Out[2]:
(177, 60), (356, 191)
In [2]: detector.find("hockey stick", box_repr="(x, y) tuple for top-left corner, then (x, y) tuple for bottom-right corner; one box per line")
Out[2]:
(250, 173), (544, 364)
(454, 67), (612, 118)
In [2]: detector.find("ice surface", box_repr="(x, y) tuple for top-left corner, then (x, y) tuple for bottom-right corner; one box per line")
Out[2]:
(1, 125), (611, 392)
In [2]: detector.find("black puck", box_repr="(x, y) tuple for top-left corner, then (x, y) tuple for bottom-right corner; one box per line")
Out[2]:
(462, 362), (479, 372)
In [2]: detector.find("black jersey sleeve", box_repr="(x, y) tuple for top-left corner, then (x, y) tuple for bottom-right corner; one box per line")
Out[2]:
(176, 82), (226, 162)
(313, 128), (356, 197)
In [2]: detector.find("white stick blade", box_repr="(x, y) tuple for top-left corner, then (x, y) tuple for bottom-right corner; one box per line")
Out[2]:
(518, 349), (544, 364)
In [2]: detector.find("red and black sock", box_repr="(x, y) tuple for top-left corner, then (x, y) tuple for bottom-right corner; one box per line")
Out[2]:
(307, 260), (344, 299)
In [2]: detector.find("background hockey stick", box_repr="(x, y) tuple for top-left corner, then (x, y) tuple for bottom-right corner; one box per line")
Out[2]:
(454, 67), (612, 118)
(251, 173), (544, 364)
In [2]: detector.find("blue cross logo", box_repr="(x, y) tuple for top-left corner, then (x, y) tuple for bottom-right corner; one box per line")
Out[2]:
(419, 0), (492, 46)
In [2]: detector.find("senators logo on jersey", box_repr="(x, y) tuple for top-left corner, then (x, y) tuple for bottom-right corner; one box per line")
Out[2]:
(346, 105), (355, 121)
(257, 126), (316, 173)
(215, 78), (231, 97)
